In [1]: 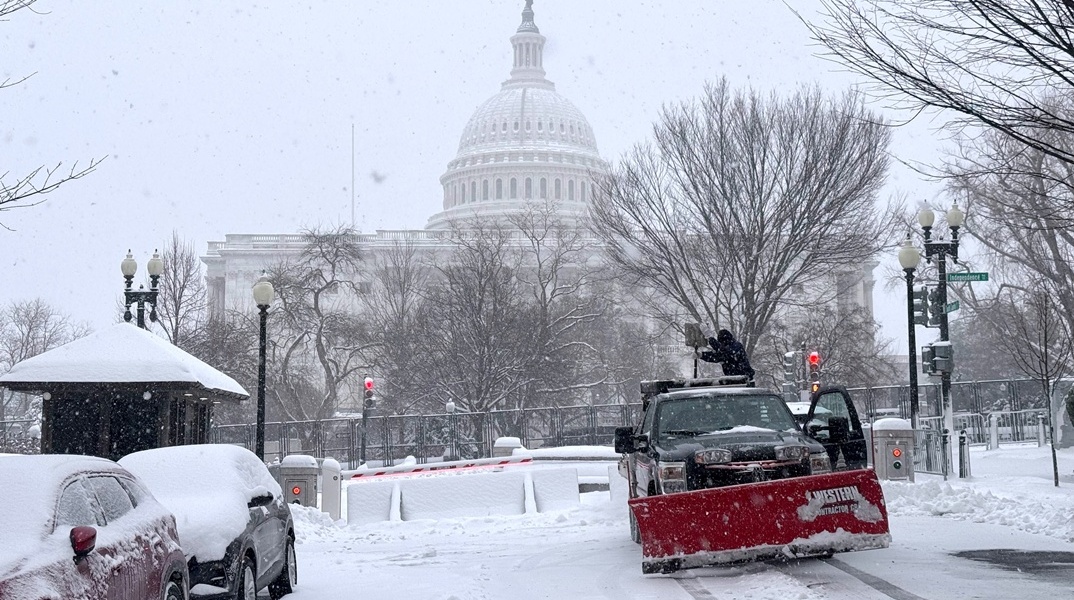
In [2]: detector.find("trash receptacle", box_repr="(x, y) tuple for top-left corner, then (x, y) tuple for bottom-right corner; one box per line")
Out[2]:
(871, 418), (914, 482)
(279, 454), (319, 507)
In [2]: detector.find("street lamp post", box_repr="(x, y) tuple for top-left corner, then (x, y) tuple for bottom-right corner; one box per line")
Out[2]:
(121, 250), (164, 329)
(898, 237), (922, 430)
(252, 272), (275, 462)
(918, 204), (965, 474)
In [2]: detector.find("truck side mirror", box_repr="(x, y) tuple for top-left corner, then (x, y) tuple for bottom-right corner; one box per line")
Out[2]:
(614, 426), (635, 453)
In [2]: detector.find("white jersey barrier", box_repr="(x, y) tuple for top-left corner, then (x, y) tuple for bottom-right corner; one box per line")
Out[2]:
(345, 465), (579, 525)
(344, 454), (533, 479)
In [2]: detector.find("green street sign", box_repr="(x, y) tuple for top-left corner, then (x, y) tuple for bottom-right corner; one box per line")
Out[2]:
(946, 301), (960, 314)
(947, 272), (989, 282)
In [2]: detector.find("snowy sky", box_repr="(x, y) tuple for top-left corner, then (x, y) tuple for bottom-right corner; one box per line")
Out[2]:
(0, 0), (950, 352)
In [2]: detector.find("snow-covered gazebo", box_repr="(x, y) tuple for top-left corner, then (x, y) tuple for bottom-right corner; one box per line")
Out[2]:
(0, 323), (248, 459)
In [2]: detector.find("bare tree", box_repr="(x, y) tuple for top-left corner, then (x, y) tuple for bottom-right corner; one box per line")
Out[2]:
(359, 238), (433, 414)
(761, 305), (897, 390)
(590, 80), (900, 355)
(805, 1), (1074, 206)
(156, 231), (208, 348)
(972, 287), (1073, 392)
(948, 127), (1074, 343)
(269, 227), (375, 424)
(1, 1), (103, 226)
(509, 202), (609, 407)
(421, 220), (533, 414)
(0, 298), (90, 419)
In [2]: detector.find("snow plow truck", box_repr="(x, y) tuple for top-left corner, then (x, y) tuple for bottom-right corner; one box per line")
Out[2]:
(615, 377), (891, 574)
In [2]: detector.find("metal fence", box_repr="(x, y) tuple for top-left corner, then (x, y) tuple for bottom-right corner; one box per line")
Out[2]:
(3, 377), (1062, 467)
(210, 402), (645, 467)
(845, 378), (1070, 420)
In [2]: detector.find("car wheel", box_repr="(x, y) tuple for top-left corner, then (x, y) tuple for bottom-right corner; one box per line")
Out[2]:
(268, 538), (297, 599)
(236, 555), (257, 600)
(162, 579), (183, 600)
(629, 509), (641, 545)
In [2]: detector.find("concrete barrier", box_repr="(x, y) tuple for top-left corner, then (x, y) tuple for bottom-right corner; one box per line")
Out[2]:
(345, 467), (580, 525)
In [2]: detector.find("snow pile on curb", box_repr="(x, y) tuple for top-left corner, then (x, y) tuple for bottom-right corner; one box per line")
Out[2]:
(883, 479), (1074, 542)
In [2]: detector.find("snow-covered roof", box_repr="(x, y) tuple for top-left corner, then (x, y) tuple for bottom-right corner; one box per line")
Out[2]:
(0, 323), (248, 399)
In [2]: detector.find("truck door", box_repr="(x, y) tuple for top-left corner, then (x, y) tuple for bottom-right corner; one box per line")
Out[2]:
(807, 386), (868, 470)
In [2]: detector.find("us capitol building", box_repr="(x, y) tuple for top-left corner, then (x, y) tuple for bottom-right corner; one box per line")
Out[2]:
(203, 1), (876, 327)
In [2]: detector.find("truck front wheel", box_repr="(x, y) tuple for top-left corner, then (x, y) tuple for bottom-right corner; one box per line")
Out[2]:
(629, 509), (641, 544)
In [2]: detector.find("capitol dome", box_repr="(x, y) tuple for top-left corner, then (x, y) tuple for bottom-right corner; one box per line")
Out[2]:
(426, 1), (608, 230)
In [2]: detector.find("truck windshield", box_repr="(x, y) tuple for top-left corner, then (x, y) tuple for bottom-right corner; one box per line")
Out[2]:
(656, 394), (798, 440)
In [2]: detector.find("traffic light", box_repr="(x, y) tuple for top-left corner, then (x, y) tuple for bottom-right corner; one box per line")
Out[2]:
(911, 286), (931, 326)
(782, 351), (797, 400)
(932, 342), (953, 373)
(363, 376), (375, 408)
(807, 351), (821, 392)
(921, 344), (936, 375)
(921, 343), (953, 375)
(782, 352), (796, 382)
(928, 287), (944, 327)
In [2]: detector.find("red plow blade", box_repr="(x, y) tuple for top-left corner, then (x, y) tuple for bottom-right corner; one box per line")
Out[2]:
(629, 469), (891, 574)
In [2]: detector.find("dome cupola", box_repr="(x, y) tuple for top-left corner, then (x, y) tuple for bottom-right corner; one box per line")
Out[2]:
(426, 0), (608, 230)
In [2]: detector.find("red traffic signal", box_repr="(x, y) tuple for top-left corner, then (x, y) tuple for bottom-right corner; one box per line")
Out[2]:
(364, 377), (374, 391)
(808, 352), (820, 367)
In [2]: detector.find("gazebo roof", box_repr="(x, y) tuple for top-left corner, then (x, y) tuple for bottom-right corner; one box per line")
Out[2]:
(0, 323), (248, 400)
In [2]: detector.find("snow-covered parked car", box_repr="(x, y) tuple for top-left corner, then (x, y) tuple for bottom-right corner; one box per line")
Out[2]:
(0, 454), (189, 600)
(120, 444), (296, 600)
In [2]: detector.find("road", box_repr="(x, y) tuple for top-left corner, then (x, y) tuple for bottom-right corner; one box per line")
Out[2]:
(285, 486), (1074, 600)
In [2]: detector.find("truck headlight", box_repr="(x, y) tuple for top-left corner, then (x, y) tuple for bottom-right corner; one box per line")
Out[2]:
(774, 445), (809, 461)
(810, 452), (832, 474)
(657, 461), (687, 493)
(695, 448), (733, 464)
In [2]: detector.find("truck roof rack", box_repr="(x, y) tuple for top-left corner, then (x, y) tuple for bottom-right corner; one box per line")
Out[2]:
(639, 376), (752, 410)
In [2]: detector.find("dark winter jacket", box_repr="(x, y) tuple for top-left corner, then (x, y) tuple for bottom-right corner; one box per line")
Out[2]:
(700, 329), (755, 379)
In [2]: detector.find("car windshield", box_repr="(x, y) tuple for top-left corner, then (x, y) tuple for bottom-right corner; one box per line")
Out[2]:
(656, 394), (798, 440)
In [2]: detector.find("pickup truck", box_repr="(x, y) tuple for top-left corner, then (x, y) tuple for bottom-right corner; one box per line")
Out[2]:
(615, 378), (869, 544)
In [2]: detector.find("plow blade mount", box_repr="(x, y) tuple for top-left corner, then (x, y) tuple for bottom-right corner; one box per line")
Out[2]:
(630, 469), (891, 574)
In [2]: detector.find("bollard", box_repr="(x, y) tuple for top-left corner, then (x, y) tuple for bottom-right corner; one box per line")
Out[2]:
(958, 430), (971, 478)
(989, 413), (999, 450)
(941, 428), (950, 480)
(321, 457), (342, 521)
(1038, 414), (1047, 447)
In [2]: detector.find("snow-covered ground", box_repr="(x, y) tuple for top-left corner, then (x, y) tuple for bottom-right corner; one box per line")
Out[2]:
(285, 443), (1074, 599)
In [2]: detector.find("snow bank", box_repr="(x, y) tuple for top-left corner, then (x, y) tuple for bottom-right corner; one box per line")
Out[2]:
(883, 479), (1074, 541)
(346, 468), (579, 525)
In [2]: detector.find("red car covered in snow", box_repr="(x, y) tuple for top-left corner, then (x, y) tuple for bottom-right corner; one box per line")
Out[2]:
(0, 454), (189, 600)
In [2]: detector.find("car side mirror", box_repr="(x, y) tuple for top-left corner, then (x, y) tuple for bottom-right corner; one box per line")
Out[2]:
(70, 526), (97, 564)
(248, 493), (275, 509)
(614, 426), (635, 453)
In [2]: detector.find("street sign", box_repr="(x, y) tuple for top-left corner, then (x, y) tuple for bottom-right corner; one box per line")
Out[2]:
(945, 301), (960, 314)
(947, 272), (989, 282)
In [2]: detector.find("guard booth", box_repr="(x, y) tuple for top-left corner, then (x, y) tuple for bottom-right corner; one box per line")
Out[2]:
(279, 454), (319, 506)
(0, 323), (248, 460)
(872, 418), (915, 482)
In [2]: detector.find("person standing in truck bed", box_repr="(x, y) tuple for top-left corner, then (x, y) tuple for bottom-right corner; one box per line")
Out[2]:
(700, 329), (755, 380)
